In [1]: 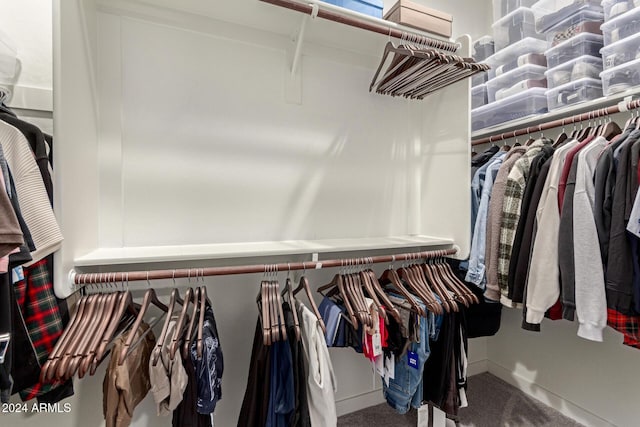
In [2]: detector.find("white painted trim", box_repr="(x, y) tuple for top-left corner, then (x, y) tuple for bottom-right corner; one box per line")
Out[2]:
(336, 389), (386, 417)
(487, 361), (616, 427)
(467, 358), (489, 377)
(7, 85), (52, 112)
(73, 235), (454, 266)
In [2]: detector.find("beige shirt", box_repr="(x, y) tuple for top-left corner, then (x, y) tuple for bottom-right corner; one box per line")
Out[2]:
(103, 322), (156, 427)
(149, 319), (188, 416)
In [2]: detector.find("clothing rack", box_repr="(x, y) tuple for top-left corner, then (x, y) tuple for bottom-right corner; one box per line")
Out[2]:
(259, 0), (460, 53)
(471, 98), (640, 146)
(70, 247), (458, 288)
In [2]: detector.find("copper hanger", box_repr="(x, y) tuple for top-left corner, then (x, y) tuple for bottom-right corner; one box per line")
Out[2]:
(293, 270), (327, 334)
(184, 282), (202, 358)
(363, 263), (402, 324)
(151, 273), (185, 366)
(196, 285), (207, 358)
(379, 257), (426, 317)
(118, 275), (168, 366)
(317, 262), (359, 327)
(169, 283), (196, 360)
(282, 266), (301, 342)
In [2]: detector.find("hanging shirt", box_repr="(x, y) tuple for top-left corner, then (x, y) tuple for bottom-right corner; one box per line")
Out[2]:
(103, 322), (155, 427)
(297, 300), (337, 427)
(190, 303), (223, 415)
(524, 140), (579, 326)
(573, 138), (609, 342)
(149, 318), (188, 416)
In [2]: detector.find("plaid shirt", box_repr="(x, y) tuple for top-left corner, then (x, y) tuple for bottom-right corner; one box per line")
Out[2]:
(14, 259), (64, 400)
(607, 308), (640, 341)
(498, 139), (551, 303)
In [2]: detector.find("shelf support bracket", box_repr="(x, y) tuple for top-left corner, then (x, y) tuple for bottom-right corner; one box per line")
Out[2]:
(285, 5), (317, 104)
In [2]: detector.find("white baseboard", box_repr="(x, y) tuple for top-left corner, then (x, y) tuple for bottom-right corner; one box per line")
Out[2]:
(336, 389), (386, 417)
(487, 361), (615, 427)
(468, 358), (489, 377)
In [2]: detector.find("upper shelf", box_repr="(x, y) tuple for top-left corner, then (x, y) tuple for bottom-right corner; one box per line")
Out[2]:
(471, 87), (640, 142)
(98, 0), (458, 60)
(74, 235), (456, 267)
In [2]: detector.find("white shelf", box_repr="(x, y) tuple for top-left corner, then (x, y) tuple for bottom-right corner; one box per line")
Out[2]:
(74, 235), (455, 267)
(471, 87), (640, 142)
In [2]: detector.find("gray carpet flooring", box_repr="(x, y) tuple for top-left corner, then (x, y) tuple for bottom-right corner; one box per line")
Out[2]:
(337, 373), (585, 427)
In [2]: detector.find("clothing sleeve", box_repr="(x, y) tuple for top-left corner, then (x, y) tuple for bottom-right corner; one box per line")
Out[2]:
(573, 153), (607, 342)
(525, 172), (561, 325)
(498, 170), (525, 306)
(0, 176), (23, 258)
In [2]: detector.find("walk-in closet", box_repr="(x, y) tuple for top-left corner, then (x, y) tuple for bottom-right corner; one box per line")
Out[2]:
(1, 0), (639, 426)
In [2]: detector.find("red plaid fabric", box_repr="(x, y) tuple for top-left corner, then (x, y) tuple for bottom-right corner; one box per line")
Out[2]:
(13, 259), (64, 400)
(607, 308), (640, 350)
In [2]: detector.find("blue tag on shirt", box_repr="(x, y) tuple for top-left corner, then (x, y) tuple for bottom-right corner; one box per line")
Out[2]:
(407, 351), (419, 369)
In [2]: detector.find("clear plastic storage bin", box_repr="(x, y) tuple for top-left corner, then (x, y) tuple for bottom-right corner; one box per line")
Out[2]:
(485, 37), (548, 79)
(472, 73), (489, 87)
(494, 53), (547, 77)
(486, 63), (547, 102)
(492, 7), (544, 51)
(602, 0), (636, 21)
(544, 9), (603, 45)
(544, 55), (603, 89)
(531, 0), (603, 33)
(493, 0), (537, 21)
(545, 77), (603, 111)
(473, 36), (495, 62)
(600, 56), (640, 96)
(472, 87), (548, 131)
(545, 32), (603, 68)
(601, 7), (640, 46)
(472, 84), (489, 109)
(601, 32), (640, 70)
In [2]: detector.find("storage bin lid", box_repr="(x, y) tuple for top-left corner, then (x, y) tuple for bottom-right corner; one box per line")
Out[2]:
(472, 83), (488, 94)
(545, 32), (603, 56)
(531, 0), (603, 32)
(485, 37), (547, 67)
(492, 6), (536, 28)
(601, 6), (640, 32)
(489, 63), (547, 86)
(600, 30), (640, 56)
(472, 86), (547, 113)
(599, 56), (640, 77)
(544, 54), (603, 77)
(544, 9), (604, 34)
(544, 76), (602, 96)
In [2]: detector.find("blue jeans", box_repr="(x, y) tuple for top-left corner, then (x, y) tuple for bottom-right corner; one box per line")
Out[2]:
(383, 312), (430, 414)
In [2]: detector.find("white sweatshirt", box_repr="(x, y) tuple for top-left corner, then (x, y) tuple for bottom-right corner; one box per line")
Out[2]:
(297, 300), (337, 427)
(573, 137), (608, 342)
(525, 141), (578, 325)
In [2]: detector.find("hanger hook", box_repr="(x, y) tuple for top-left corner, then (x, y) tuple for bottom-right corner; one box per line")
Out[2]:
(146, 271), (151, 288)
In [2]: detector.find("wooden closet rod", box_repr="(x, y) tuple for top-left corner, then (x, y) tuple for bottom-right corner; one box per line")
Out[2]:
(259, 0), (460, 52)
(471, 98), (640, 146)
(71, 247), (458, 287)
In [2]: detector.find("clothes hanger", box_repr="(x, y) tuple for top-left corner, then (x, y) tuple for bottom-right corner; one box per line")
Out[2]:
(273, 277), (288, 342)
(42, 277), (94, 382)
(257, 276), (272, 346)
(317, 266), (359, 327)
(169, 285), (195, 360)
(554, 120), (569, 148)
(293, 272), (327, 334)
(196, 285), (207, 357)
(397, 259), (437, 314)
(344, 264), (372, 327)
(77, 276), (122, 378)
(268, 278), (280, 343)
(184, 285), (201, 357)
(282, 269), (301, 342)
(406, 260), (443, 315)
(118, 281), (168, 366)
(90, 276), (139, 375)
(422, 259), (457, 313)
(378, 260), (426, 317)
(151, 277), (185, 366)
(57, 290), (107, 379)
(358, 262), (387, 324)
(433, 253), (475, 306)
(362, 264), (402, 324)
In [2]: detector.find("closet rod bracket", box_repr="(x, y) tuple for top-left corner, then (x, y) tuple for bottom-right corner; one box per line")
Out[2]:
(291, 4), (317, 76)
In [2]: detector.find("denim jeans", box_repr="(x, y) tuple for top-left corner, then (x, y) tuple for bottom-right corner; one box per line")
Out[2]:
(382, 312), (430, 414)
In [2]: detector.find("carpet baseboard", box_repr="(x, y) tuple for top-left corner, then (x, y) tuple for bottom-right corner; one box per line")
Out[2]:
(487, 361), (615, 427)
(467, 358), (489, 377)
(336, 390), (386, 417)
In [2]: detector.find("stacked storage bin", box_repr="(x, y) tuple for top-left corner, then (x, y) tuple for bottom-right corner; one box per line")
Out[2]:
(472, 36), (495, 110)
(472, 0), (548, 131)
(532, 0), (605, 111)
(600, 0), (640, 96)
